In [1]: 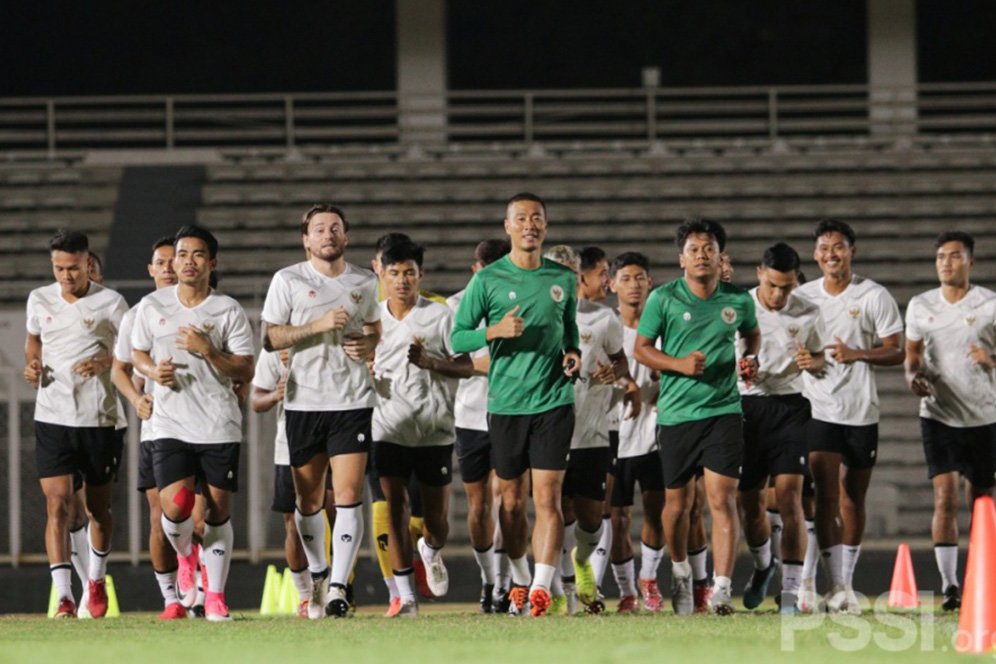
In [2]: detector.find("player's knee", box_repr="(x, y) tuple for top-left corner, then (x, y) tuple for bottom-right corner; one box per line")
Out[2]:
(933, 488), (958, 517)
(170, 485), (196, 520)
(45, 492), (72, 520)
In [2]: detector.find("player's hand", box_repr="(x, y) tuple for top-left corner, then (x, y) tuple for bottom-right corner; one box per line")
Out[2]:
(278, 349), (290, 368)
(233, 381), (250, 406)
(317, 306), (350, 333)
(132, 394), (154, 420)
(72, 354), (110, 379)
(794, 341), (819, 372)
(563, 349), (582, 379)
(23, 359), (42, 388)
(825, 336), (859, 364)
(489, 305), (524, 339)
(908, 371), (933, 397)
(343, 332), (376, 362)
(152, 357), (178, 388)
(591, 359), (616, 385)
(622, 380), (642, 420)
(273, 373), (288, 402)
(738, 355), (759, 385)
(176, 325), (213, 356)
(968, 343), (996, 369)
(678, 351), (706, 377)
(407, 336), (435, 371)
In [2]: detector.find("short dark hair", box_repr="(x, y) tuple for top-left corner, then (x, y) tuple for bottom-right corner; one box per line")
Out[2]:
(761, 242), (801, 273)
(475, 239), (510, 266)
(506, 192), (546, 215)
(676, 217), (726, 252)
(611, 251), (651, 276)
(301, 203), (349, 235)
(579, 246), (607, 273)
(375, 232), (412, 253)
(152, 236), (175, 252)
(174, 225), (219, 259)
(380, 241), (424, 270)
(88, 251), (103, 272)
(936, 230), (975, 256)
(49, 230), (89, 254)
(814, 218), (856, 246)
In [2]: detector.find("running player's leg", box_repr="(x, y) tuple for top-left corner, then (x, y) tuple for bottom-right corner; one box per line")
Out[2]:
(82, 481), (114, 616)
(808, 448), (845, 604)
(201, 480), (235, 621)
(774, 473), (805, 610)
(273, 465), (309, 616)
(739, 481), (774, 610)
(41, 474), (75, 616)
(637, 486), (666, 612)
(327, 450), (366, 616)
(663, 482), (695, 614)
(688, 474), (711, 611)
(380, 473), (416, 616)
(413, 444), (453, 601)
(458, 427), (497, 611)
(704, 468), (739, 614)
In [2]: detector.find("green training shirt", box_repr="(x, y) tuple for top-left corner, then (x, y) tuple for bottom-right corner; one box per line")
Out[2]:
(451, 255), (579, 415)
(636, 278), (758, 425)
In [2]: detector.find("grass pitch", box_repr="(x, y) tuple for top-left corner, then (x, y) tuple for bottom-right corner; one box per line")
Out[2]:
(0, 603), (973, 664)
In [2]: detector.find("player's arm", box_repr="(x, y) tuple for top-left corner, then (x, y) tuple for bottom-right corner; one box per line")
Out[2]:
(343, 319), (382, 362)
(826, 332), (905, 366)
(904, 337), (933, 397)
(605, 349), (642, 420)
(452, 275), (502, 353)
(633, 335), (706, 377)
(471, 353), (490, 376)
(967, 342), (996, 369)
(176, 325), (254, 383)
(112, 359), (153, 419)
(131, 349), (179, 388)
(23, 333), (43, 388)
(408, 341), (475, 378)
(262, 306), (350, 352)
(737, 326), (761, 381)
(794, 341), (826, 374)
(250, 380), (285, 413)
(561, 287), (581, 378)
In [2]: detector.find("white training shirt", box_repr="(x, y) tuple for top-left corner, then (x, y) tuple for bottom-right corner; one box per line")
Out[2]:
(252, 349), (289, 465)
(372, 296), (460, 447)
(572, 299), (624, 450)
(797, 275), (904, 426)
(617, 324), (659, 459)
(739, 288), (827, 397)
(131, 286), (255, 444)
(114, 305), (155, 441)
(905, 285), (996, 427)
(26, 281), (129, 428)
(447, 288), (489, 432)
(261, 261), (380, 412)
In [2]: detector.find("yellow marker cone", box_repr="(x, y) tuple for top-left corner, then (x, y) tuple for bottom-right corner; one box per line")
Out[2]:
(279, 568), (298, 615)
(105, 574), (120, 617)
(47, 582), (58, 618)
(259, 564), (281, 615)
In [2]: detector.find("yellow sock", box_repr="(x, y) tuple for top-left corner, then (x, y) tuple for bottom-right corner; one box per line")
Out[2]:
(409, 516), (425, 551)
(372, 500), (393, 580)
(323, 510), (332, 568)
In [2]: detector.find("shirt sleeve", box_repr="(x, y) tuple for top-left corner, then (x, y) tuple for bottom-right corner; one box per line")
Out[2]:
(738, 292), (759, 334)
(636, 289), (665, 341)
(363, 278), (381, 323)
(224, 302), (257, 357)
(25, 291), (40, 335)
(562, 282), (580, 351)
(904, 297), (923, 343)
(260, 272), (291, 326)
(252, 350), (280, 390)
(604, 313), (624, 356)
(439, 306), (456, 356)
(114, 309), (135, 363)
(131, 299), (153, 353)
(872, 287), (905, 338)
(451, 272), (489, 353)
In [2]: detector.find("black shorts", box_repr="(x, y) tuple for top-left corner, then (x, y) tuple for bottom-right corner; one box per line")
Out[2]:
(35, 422), (122, 486)
(152, 439), (240, 492)
(455, 427), (492, 484)
(921, 418), (996, 489)
(272, 465), (333, 513)
(488, 404), (574, 479)
(563, 447), (610, 502)
(285, 408), (372, 467)
(611, 451), (665, 507)
(739, 394), (811, 491)
(656, 414), (743, 489)
(808, 419), (878, 469)
(138, 440), (156, 492)
(373, 441), (454, 487)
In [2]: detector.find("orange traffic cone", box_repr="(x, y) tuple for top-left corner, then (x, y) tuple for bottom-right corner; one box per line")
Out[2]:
(956, 496), (996, 654)
(886, 543), (919, 609)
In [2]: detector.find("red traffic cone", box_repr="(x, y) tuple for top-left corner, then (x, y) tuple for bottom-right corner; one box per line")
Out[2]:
(956, 496), (996, 654)
(886, 543), (919, 609)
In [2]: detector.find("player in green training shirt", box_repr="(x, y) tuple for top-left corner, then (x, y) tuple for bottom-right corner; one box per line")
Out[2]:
(634, 217), (760, 616)
(451, 192), (582, 617)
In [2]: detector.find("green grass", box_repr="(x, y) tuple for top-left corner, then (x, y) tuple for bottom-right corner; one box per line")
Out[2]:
(0, 604), (978, 664)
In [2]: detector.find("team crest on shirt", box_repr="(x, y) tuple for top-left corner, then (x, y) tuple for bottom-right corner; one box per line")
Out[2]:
(202, 322), (216, 333)
(550, 285), (564, 303)
(848, 306), (861, 319)
(787, 324), (800, 338)
(45, 316), (53, 325)
(81, 318), (94, 330)
(721, 307), (737, 325)
(580, 330), (592, 344)
(509, 291), (517, 300)
(350, 290), (363, 304)
(159, 317), (166, 326)
(307, 289), (317, 299)
(966, 314), (977, 326)
(682, 312), (691, 322)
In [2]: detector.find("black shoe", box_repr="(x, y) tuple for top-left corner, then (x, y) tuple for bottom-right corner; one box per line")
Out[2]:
(346, 582), (356, 613)
(188, 604), (205, 619)
(325, 583), (351, 618)
(480, 584), (495, 614)
(494, 587), (511, 614)
(942, 585), (961, 611)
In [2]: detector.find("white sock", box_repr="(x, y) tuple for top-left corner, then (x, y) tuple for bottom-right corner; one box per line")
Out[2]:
(802, 519), (818, 582)
(768, 510), (783, 561)
(384, 575), (399, 599)
(672, 558), (692, 579)
(419, 537), (442, 563)
(291, 568), (311, 602)
(639, 541), (665, 580)
(473, 546), (497, 586)
(87, 526), (110, 581)
(574, 522), (603, 564)
(749, 538), (773, 571)
(496, 548), (511, 590)
(820, 544), (845, 586)
(591, 516), (612, 585)
(714, 574), (733, 598)
(294, 509), (329, 575)
(509, 555), (532, 587)
(196, 546), (206, 606)
(331, 504), (364, 587)
(782, 561), (802, 596)
(612, 558), (637, 597)
(551, 571), (564, 596)
(155, 569), (179, 606)
(201, 520), (233, 593)
(842, 544), (861, 586)
(51, 564), (73, 601)
(561, 522), (578, 579)
(69, 526), (90, 585)
(161, 513), (194, 558)
(934, 543), (959, 589)
(394, 568), (416, 602)
(532, 562), (556, 592)
(688, 546), (708, 582)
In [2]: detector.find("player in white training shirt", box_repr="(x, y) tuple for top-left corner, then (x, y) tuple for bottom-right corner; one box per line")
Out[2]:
(608, 252), (667, 613)
(735, 243), (826, 614)
(25, 230), (128, 619)
(131, 225), (255, 622)
(797, 219), (904, 614)
(904, 231), (996, 612)
(261, 204), (381, 619)
(447, 239), (511, 613)
(371, 241), (473, 617)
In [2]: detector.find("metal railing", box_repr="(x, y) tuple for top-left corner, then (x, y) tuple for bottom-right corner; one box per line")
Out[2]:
(2, 83), (996, 156)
